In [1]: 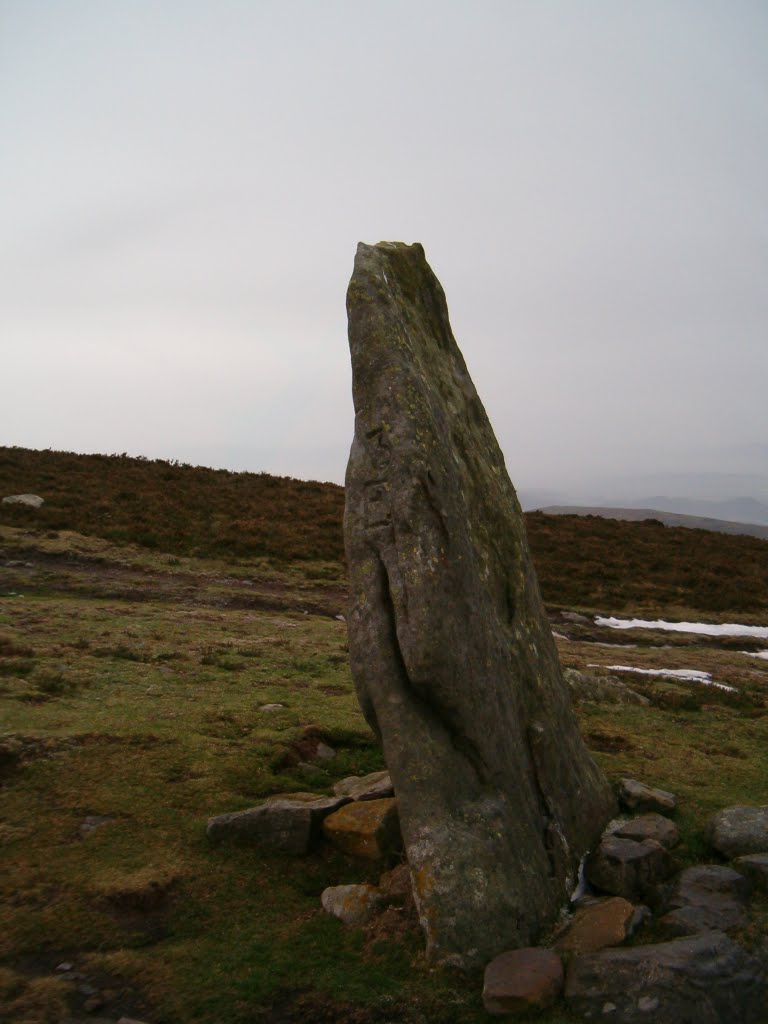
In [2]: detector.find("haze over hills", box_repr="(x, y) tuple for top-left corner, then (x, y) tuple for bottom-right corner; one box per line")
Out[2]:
(518, 470), (768, 530)
(538, 506), (768, 542)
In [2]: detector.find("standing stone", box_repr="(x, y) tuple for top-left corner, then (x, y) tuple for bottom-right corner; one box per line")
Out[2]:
(344, 241), (615, 967)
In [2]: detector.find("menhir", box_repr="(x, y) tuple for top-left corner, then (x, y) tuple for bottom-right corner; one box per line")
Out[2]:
(344, 241), (614, 968)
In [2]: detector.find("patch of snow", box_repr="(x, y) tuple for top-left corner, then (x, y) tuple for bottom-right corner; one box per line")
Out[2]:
(742, 650), (768, 661)
(588, 663), (737, 692)
(596, 617), (768, 639)
(552, 631), (570, 640)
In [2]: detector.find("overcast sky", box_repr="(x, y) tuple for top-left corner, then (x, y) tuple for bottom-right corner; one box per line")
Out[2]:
(1, 1), (766, 501)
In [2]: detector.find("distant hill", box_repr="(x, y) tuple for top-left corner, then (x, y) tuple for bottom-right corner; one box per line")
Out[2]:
(539, 505), (768, 542)
(2, 446), (768, 615)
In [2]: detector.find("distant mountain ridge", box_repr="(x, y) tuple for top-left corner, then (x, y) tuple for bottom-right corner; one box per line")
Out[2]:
(629, 495), (768, 526)
(540, 505), (768, 541)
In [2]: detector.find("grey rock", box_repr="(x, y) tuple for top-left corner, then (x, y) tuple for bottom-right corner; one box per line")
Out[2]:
(565, 930), (766, 1023)
(2, 493), (44, 508)
(563, 668), (650, 706)
(320, 883), (383, 925)
(584, 836), (674, 900)
(314, 741), (336, 761)
(619, 778), (677, 813)
(561, 611), (591, 624)
(707, 805), (768, 858)
(206, 794), (349, 853)
(614, 813), (680, 849)
(656, 864), (752, 937)
(333, 770), (394, 801)
(344, 241), (615, 967)
(733, 853), (768, 892)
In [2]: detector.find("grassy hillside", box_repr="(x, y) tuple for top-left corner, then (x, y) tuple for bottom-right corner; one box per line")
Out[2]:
(2, 446), (767, 619)
(1, 446), (767, 1022)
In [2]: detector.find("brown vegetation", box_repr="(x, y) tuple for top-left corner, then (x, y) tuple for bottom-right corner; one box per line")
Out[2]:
(2, 446), (767, 617)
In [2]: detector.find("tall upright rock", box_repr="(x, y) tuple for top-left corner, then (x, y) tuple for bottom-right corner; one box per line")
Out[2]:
(344, 241), (615, 968)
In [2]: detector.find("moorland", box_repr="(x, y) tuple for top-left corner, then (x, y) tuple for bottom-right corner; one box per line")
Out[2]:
(1, 445), (767, 1023)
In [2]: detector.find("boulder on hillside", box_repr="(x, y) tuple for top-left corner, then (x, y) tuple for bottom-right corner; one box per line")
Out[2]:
(565, 930), (766, 1024)
(321, 883), (383, 925)
(2, 494), (44, 508)
(707, 805), (768, 858)
(344, 240), (615, 967)
(563, 668), (650, 706)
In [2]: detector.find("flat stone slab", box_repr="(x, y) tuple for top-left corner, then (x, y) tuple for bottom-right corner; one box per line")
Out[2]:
(322, 797), (402, 860)
(614, 813), (679, 849)
(565, 930), (766, 1023)
(656, 864), (752, 937)
(333, 770), (394, 801)
(733, 853), (768, 892)
(483, 948), (563, 1015)
(619, 778), (677, 814)
(555, 897), (638, 954)
(206, 794), (349, 853)
(585, 836), (674, 900)
(707, 805), (768, 858)
(321, 883), (383, 925)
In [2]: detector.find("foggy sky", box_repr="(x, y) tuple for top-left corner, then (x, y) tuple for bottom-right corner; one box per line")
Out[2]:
(1, 1), (766, 502)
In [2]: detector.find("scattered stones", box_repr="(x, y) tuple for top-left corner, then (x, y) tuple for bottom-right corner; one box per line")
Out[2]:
(618, 778), (677, 814)
(560, 611), (591, 625)
(585, 836), (674, 900)
(344, 239), (614, 966)
(333, 770), (394, 801)
(733, 853), (768, 892)
(258, 703), (285, 712)
(707, 805), (768, 857)
(321, 883), (383, 925)
(2, 493), (44, 507)
(482, 948), (564, 1015)
(555, 897), (638, 954)
(656, 864), (752, 937)
(206, 793), (349, 854)
(563, 668), (650, 706)
(322, 797), (402, 861)
(614, 813), (680, 849)
(565, 930), (766, 1024)
(314, 741), (336, 761)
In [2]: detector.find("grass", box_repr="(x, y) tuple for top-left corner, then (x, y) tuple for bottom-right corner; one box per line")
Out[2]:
(0, 447), (767, 1022)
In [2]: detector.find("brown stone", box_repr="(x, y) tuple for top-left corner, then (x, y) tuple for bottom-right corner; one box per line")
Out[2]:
(344, 240), (615, 966)
(555, 897), (637, 954)
(483, 948), (564, 1015)
(322, 797), (401, 860)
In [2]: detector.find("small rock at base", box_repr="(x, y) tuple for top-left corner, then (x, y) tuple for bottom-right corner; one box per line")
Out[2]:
(619, 778), (676, 814)
(614, 813), (679, 849)
(333, 770), (394, 801)
(585, 836), (674, 900)
(483, 948), (563, 1015)
(321, 883), (383, 925)
(322, 798), (402, 860)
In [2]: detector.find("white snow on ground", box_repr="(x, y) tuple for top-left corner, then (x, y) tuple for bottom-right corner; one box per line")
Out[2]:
(742, 650), (768, 661)
(596, 617), (768, 639)
(588, 663), (737, 692)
